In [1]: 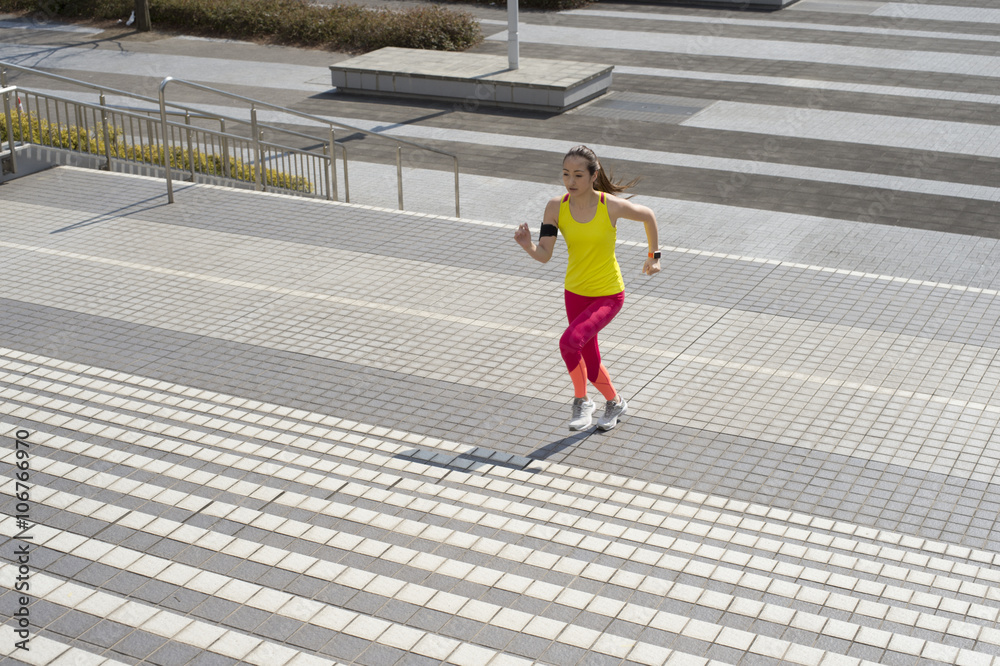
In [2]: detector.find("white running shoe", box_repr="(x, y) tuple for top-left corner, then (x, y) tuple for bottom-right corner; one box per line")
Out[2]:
(597, 397), (628, 431)
(568, 398), (596, 431)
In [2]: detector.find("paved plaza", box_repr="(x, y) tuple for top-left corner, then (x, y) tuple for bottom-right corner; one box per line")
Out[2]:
(2, 0), (1000, 664)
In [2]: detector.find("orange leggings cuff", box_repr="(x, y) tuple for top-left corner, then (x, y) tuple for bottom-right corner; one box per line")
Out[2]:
(569, 360), (588, 399)
(591, 363), (617, 401)
(570, 361), (617, 401)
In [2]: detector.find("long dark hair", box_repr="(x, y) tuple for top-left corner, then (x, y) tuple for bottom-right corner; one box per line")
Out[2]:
(564, 145), (639, 195)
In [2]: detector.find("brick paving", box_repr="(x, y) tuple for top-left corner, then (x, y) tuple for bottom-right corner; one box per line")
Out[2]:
(2, 1), (1000, 664)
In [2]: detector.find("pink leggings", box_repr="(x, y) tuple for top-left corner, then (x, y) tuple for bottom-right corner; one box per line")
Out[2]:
(560, 290), (624, 386)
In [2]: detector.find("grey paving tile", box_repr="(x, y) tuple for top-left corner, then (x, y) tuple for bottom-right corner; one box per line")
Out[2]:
(221, 606), (272, 633)
(41, 555), (90, 580)
(506, 634), (553, 659)
(132, 579), (180, 605)
(407, 608), (452, 634)
(112, 630), (168, 659)
(45, 609), (102, 640)
(78, 619), (135, 650)
(189, 596), (241, 623)
(147, 641), (205, 666)
(540, 642), (591, 665)
(318, 632), (370, 660)
(356, 643), (408, 666)
(181, 652), (241, 666)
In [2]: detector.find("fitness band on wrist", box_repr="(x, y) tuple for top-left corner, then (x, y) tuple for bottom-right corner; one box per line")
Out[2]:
(648, 251), (661, 259)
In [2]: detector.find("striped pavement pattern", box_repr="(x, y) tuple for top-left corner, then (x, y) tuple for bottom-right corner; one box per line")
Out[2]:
(2, 0), (1000, 663)
(3, 345), (1000, 665)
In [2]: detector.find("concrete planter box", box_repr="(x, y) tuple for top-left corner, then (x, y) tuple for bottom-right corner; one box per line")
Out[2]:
(330, 47), (613, 113)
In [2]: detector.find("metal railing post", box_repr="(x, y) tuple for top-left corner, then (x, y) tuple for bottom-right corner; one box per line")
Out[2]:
(99, 92), (112, 170)
(328, 126), (337, 202)
(0, 66), (14, 175)
(454, 156), (461, 218)
(251, 105), (263, 191)
(75, 105), (84, 151)
(322, 140), (331, 201)
(396, 146), (403, 210)
(220, 118), (229, 179)
(342, 145), (350, 203)
(185, 110), (195, 181)
(158, 77), (175, 203)
(1, 85), (16, 175)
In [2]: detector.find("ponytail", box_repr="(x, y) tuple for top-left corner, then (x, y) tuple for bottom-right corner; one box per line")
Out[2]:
(564, 145), (639, 196)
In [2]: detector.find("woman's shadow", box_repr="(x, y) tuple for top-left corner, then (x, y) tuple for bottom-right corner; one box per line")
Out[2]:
(526, 429), (598, 462)
(390, 429), (600, 476)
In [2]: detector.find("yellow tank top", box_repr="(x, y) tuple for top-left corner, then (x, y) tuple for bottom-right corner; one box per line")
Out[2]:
(557, 192), (625, 297)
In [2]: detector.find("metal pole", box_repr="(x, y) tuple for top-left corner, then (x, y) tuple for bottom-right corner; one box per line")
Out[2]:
(396, 146), (403, 210)
(99, 92), (113, 170)
(454, 156), (460, 218)
(75, 105), (84, 151)
(322, 140), (331, 201)
(1, 86), (16, 175)
(251, 106), (263, 191)
(342, 145), (350, 203)
(328, 126), (337, 201)
(185, 110), (195, 181)
(220, 118), (230, 179)
(158, 77), (174, 203)
(508, 0), (519, 70)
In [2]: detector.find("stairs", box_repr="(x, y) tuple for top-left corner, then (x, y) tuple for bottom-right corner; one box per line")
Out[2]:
(3, 345), (999, 665)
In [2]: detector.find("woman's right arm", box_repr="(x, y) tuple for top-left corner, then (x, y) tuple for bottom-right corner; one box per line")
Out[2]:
(514, 198), (559, 263)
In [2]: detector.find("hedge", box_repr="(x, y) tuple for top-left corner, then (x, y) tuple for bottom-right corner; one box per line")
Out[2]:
(2, 109), (313, 191)
(0, 0), (483, 52)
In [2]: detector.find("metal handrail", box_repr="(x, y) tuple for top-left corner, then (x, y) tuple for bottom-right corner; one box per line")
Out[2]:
(2, 63), (152, 176)
(1, 62), (342, 199)
(115, 104), (349, 180)
(135, 105), (347, 197)
(0, 64), (311, 143)
(159, 77), (461, 216)
(1, 84), (16, 174)
(158, 77), (457, 162)
(8, 89), (245, 148)
(3, 85), (330, 195)
(0, 61), (161, 106)
(1, 62), (461, 216)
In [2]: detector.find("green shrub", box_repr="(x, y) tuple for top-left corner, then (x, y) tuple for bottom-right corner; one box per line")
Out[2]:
(0, 0), (483, 53)
(0, 0), (35, 10)
(2, 110), (312, 192)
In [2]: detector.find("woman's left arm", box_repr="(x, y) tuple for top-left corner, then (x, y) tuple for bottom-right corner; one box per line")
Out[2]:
(610, 197), (660, 276)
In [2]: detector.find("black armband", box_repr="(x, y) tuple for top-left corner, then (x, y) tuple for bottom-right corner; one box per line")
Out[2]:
(539, 224), (557, 239)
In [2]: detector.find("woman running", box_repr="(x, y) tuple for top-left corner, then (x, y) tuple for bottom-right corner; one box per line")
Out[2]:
(515, 145), (660, 431)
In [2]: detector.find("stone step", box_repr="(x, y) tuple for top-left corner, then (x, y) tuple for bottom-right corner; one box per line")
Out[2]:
(3, 346), (999, 665)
